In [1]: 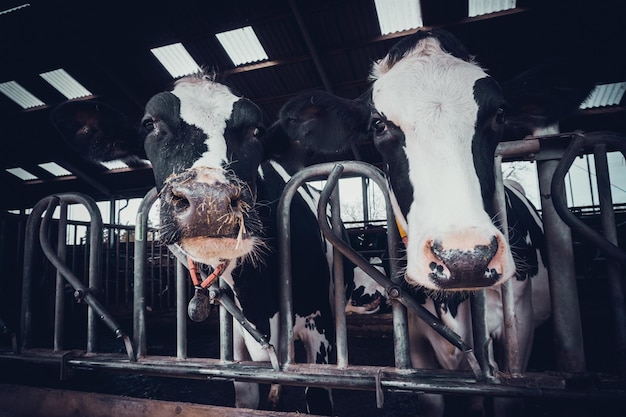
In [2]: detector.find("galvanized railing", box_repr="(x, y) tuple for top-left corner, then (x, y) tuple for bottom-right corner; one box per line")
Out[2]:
(2, 132), (626, 408)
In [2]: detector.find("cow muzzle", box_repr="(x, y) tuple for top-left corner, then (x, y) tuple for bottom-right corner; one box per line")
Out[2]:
(408, 228), (512, 291)
(159, 167), (261, 262)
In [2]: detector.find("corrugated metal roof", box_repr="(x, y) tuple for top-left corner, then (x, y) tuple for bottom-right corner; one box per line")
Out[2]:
(0, 0), (624, 209)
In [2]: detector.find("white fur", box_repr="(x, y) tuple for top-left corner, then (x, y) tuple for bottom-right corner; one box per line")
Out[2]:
(172, 79), (239, 170)
(371, 38), (515, 289)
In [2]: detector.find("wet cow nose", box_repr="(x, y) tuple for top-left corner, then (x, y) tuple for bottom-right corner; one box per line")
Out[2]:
(162, 175), (248, 240)
(429, 235), (500, 288)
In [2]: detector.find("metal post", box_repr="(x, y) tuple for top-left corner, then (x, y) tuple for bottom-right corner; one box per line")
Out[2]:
(493, 155), (521, 374)
(54, 202), (67, 352)
(593, 144), (626, 375)
(537, 139), (586, 373)
(329, 180), (349, 369)
(219, 276), (234, 362)
(176, 260), (187, 359)
(134, 187), (158, 358)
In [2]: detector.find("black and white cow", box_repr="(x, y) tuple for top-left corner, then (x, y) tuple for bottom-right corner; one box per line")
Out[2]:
(275, 29), (594, 417)
(51, 74), (369, 415)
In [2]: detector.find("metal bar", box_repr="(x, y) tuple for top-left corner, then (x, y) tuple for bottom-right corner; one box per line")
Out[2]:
(134, 187), (158, 358)
(470, 290), (492, 378)
(2, 352), (615, 401)
(176, 260), (188, 359)
(53, 202), (67, 352)
(537, 140), (586, 373)
(288, 0), (333, 93)
(312, 162), (479, 374)
(328, 176), (349, 369)
(86, 201), (102, 354)
(361, 177), (370, 224)
(277, 174), (299, 368)
(218, 276), (234, 362)
(593, 143), (626, 375)
(493, 155), (522, 374)
(550, 132), (626, 265)
(21, 197), (73, 350)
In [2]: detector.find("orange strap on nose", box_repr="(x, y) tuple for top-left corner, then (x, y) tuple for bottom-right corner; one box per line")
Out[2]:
(187, 257), (230, 289)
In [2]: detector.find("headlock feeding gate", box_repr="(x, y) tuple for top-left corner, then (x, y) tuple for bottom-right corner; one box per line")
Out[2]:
(1, 131), (626, 416)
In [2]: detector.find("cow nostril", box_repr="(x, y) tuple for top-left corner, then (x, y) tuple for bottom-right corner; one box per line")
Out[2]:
(170, 189), (191, 213)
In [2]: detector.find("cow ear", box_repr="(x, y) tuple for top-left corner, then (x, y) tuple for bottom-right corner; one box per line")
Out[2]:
(271, 91), (371, 157)
(501, 59), (597, 139)
(51, 100), (147, 165)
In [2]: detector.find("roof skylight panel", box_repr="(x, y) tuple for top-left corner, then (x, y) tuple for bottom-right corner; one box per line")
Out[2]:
(0, 81), (45, 109)
(216, 26), (269, 66)
(468, 0), (516, 17)
(580, 82), (626, 109)
(38, 162), (72, 177)
(101, 160), (130, 170)
(374, 0), (423, 35)
(151, 43), (201, 78)
(40, 69), (92, 99)
(6, 167), (38, 181)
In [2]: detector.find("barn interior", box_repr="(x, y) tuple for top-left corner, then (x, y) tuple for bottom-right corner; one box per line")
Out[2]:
(1, 1), (625, 416)
(0, 0), (625, 210)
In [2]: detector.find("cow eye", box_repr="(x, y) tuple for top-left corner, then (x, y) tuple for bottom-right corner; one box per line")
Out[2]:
(142, 118), (155, 131)
(370, 118), (386, 135)
(253, 126), (265, 138)
(495, 107), (505, 125)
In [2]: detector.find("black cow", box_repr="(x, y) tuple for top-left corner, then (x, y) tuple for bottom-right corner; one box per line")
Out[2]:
(274, 29), (594, 417)
(51, 74), (369, 415)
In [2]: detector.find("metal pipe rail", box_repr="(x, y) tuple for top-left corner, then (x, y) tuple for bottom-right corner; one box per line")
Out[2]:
(307, 162), (482, 376)
(1, 350), (624, 401)
(19, 193), (134, 360)
(550, 131), (626, 376)
(4, 133), (626, 406)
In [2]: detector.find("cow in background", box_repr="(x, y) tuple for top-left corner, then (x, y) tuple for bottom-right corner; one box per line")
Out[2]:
(345, 257), (388, 315)
(51, 74), (369, 415)
(275, 28), (594, 416)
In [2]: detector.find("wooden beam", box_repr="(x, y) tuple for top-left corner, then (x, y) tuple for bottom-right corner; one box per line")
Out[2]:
(0, 384), (324, 417)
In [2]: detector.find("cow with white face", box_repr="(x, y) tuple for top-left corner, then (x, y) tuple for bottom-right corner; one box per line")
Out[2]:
(52, 74), (370, 415)
(274, 29), (594, 417)
(367, 29), (593, 417)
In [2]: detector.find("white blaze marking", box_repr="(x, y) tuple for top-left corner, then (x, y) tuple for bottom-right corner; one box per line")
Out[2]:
(172, 80), (239, 169)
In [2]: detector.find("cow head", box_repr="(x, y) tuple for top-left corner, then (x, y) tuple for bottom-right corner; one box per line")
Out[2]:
(365, 29), (593, 291)
(52, 75), (367, 266)
(137, 75), (270, 264)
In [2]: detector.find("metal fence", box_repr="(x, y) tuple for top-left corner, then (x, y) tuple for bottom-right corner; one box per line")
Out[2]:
(1, 131), (625, 410)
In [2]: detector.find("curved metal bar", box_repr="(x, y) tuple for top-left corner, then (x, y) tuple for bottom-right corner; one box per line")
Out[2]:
(278, 161), (412, 369)
(133, 187), (158, 358)
(315, 162), (481, 376)
(22, 196), (59, 350)
(30, 193), (135, 361)
(551, 131), (626, 265)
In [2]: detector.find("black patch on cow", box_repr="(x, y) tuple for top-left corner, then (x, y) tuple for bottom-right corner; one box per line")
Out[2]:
(504, 186), (548, 280)
(472, 77), (506, 215)
(141, 92), (210, 189)
(406, 284), (468, 319)
(370, 114), (413, 220)
(383, 28), (472, 70)
(223, 98), (265, 190)
(232, 161), (334, 344)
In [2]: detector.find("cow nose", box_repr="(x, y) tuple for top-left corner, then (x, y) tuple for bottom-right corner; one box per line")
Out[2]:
(161, 172), (250, 241)
(429, 234), (500, 288)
